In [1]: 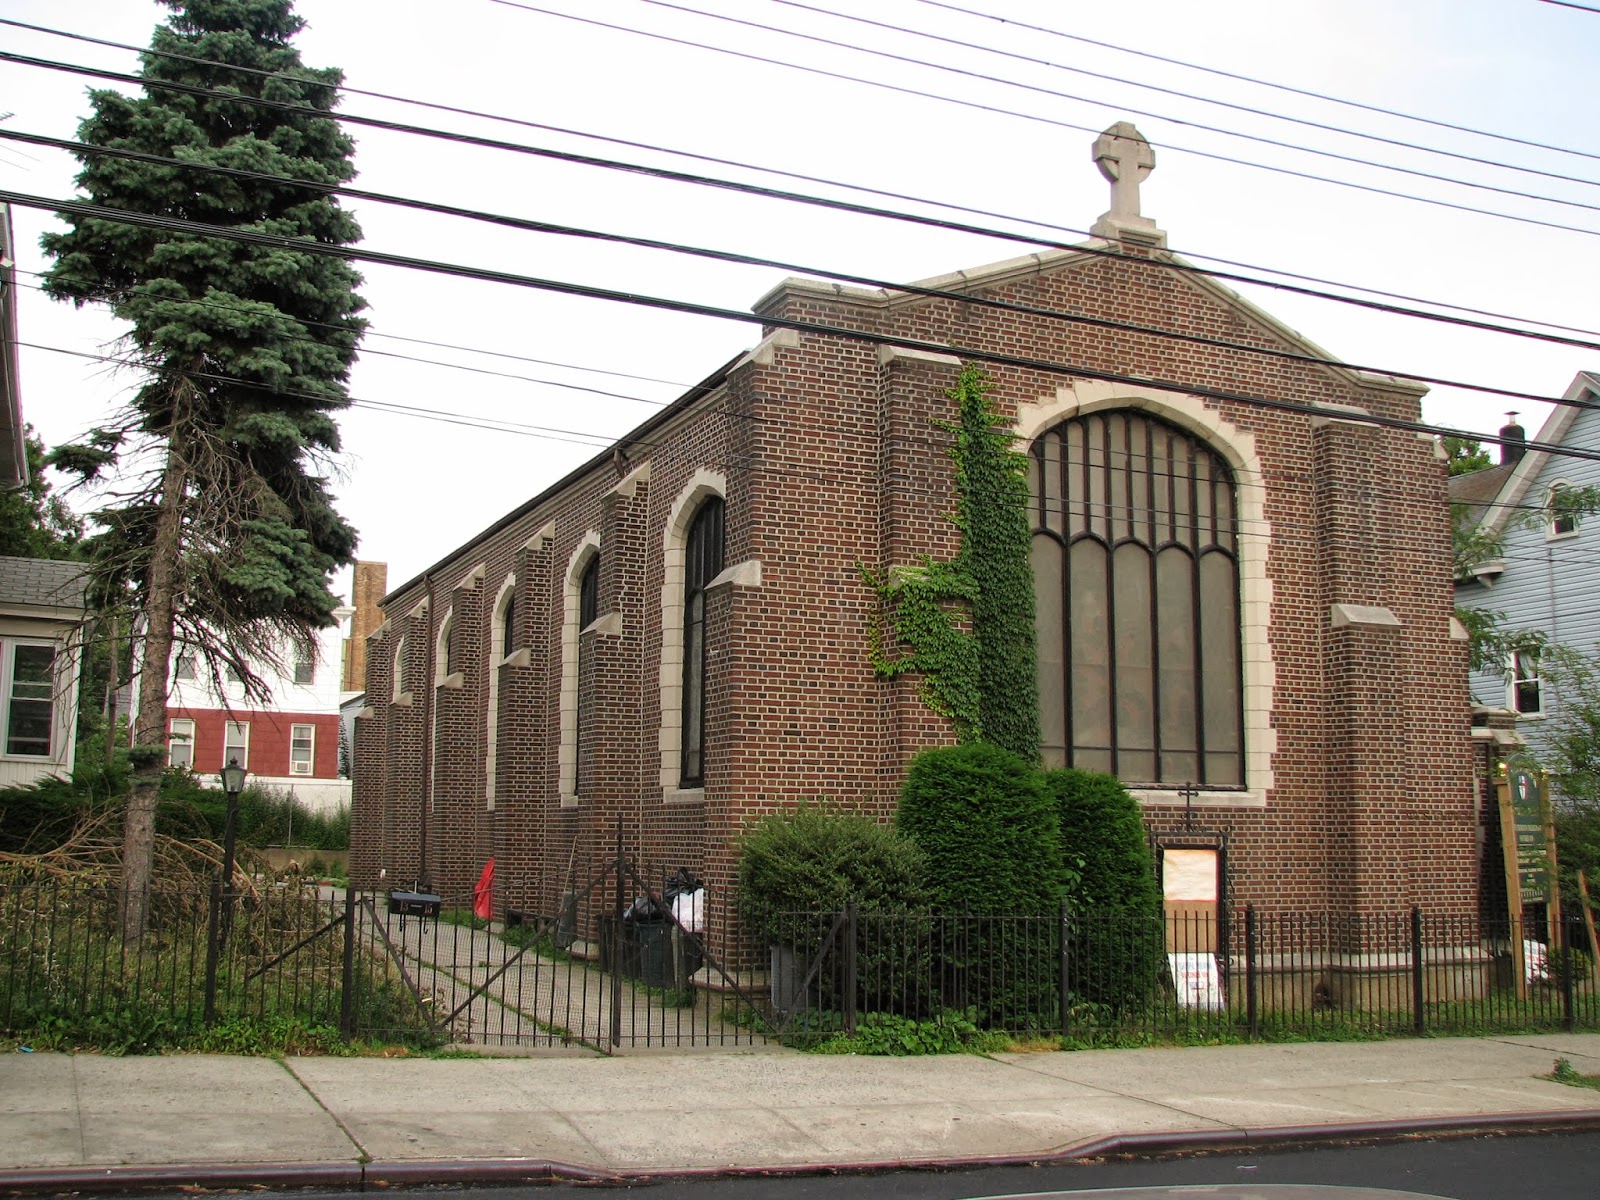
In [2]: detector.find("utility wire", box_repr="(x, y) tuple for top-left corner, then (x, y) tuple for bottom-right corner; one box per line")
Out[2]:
(629, 0), (1600, 209)
(31, 335), (1600, 553)
(9, 185), (1600, 469)
(913, 0), (1600, 165)
(488, 0), (1600, 237)
(764, 0), (1600, 193)
(9, 48), (1598, 354)
(13, 265), (691, 388)
(6, 23), (1595, 341)
(12, 125), (1593, 411)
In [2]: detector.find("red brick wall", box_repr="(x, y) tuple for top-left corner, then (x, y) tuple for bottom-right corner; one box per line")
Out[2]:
(167, 707), (338, 779)
(349, 240), (1478, 936)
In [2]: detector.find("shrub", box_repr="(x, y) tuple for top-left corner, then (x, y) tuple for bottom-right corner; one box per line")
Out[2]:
(897, 743), (1062, 1024)
(1043, 768), (1165, 1013)
(897, 742), (1061, 914)
(737, 803), (930, 1016)
(737, 803), (928, 942)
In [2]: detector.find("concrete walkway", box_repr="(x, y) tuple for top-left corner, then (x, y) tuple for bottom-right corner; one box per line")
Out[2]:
(3, 1033), (1600, 1191)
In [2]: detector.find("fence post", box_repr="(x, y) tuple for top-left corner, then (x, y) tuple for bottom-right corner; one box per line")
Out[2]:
(1411, 905), (1425, 1036)
(339, 887), (357, 1040)
(1562, 913), (1578, 1033)
(843, 900), (858, 1037)
(1245, 904), (1258, 1040)
(610, 822), (624, 1048)
(202, 878), (222, 1026)
(1058, 898), (1071, 1040)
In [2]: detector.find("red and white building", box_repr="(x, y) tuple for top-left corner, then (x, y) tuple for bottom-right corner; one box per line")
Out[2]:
(164, 604), (356, 813)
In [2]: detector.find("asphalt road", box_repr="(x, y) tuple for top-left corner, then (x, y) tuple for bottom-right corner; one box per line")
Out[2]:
(114, 1129), (1600, 1200)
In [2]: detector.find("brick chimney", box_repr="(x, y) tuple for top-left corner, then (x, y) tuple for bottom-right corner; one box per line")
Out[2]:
(343, 560), (388, 691)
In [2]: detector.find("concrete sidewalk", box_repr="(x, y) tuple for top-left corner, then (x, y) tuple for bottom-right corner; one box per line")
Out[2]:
(4, 1033), (1600, 1191)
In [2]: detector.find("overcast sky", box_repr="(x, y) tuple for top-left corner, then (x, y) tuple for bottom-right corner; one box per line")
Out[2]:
(3, 0), (1598, 595)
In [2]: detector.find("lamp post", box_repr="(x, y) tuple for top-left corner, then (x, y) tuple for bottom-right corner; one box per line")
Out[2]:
(204, 757), (248, 1025)
(218, 757), (247, 941)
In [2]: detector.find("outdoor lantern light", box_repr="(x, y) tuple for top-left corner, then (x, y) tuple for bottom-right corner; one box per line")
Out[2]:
(219, 757), (248, 796)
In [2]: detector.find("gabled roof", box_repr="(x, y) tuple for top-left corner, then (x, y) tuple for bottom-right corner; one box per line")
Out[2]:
(1453, 371), (1600, 538)
(0, 555), (88, 617)
(754, 238), (1429, 402)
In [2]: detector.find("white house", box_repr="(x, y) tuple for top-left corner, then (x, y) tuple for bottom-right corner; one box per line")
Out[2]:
(0, 556), (88, 788)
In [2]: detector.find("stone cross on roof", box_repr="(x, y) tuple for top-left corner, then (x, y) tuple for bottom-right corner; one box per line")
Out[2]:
(1090, 121), (1165, 246)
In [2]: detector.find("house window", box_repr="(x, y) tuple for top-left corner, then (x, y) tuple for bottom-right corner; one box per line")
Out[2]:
(290, 724), (315, 776)
(1548, 483), (1579, 539)
(174, 650), (197, 682)
(576, 552), (600, 791)
(681, 496), (724, 787)
(293, 653), (315, 685)
(442, 615), (457, 676)
(223, 720), (250, 770)
(1510, 650), (1543, 716)
(168, 717), (196, 770)
(4, 642), (56, 758)
(1030, 410), (1244, 787)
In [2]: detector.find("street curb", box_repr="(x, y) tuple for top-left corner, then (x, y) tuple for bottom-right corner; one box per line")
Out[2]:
(4, 1111), (1600, 1194)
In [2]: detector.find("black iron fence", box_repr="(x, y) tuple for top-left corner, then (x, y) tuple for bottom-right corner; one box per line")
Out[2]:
(761, 904), (1600, 1044)
(2, 876), (1595, 1052)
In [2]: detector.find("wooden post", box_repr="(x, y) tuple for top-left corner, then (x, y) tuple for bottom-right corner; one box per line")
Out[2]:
(1495, 773), (1527, 1000)
(1579, 871), (1600, 992)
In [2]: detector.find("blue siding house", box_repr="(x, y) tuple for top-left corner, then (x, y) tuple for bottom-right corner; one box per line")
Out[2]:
(1452, 371), (1600, 766)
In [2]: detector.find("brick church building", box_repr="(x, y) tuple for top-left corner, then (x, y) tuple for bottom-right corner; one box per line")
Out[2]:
(349, 125), (1477, 928)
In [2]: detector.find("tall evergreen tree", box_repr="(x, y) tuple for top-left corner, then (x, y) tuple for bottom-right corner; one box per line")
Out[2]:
(41, 0), (365, 935)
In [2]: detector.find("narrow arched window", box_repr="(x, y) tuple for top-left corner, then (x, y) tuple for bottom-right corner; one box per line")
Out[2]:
(680, 497), (724, 787)
(575, 553), (600, 790)
(1030, 411), (1243, 787)
(501, 592), (518, 658)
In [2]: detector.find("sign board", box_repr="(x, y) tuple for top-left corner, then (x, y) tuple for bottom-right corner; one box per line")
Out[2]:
(1508, 770), (1548, 898)
(1162, 846), (1220, 954)
(1167, 952), (1224, 1011)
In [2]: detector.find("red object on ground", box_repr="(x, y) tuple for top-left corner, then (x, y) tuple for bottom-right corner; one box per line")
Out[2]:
(473, 858), (495, 919)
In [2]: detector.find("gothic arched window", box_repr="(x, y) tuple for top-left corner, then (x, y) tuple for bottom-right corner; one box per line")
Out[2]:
(680, 496), (724, 787)
(1030, 410), (1243, 787)
(575, 552), (600, 789)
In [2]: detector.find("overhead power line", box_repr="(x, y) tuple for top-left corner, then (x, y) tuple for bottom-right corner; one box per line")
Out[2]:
(6, 21), (1595, 341)
(912, 0), (1600, 165)
(622, 0), (1600, 211)
(488, 0), (1600, 237)
(7, 185), (1598, 468)
(13, 125), (1595, 411)
(29, 337), (1600, 550)
(762, 0), (1600, 193)
(8, 48), (1598, 356)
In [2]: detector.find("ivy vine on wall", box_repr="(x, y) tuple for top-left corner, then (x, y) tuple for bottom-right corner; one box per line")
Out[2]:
(863, 362), (1041, 759)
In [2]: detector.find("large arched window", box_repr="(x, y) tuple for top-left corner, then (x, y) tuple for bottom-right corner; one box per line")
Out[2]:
(575, 551), (600, 789)
(1030, 410), (1243, 787)
(680, 496), (724, 787)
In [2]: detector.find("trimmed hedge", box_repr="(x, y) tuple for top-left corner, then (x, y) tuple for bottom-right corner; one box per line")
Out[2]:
(897, 742), (1062, 914)
(1043, 768), (1165, 1013)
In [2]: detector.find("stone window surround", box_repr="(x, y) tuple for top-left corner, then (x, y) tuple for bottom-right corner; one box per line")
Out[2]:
(1015, 378), (1275, 808)
(484, 574), (520, 811)
(559, 532), (602, 807)
(657, 469), (763, 801)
